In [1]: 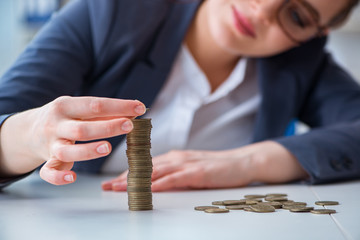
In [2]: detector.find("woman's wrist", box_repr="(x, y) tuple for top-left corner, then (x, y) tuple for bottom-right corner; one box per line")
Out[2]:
(248, 141), (309, 184)
(0, 110), (44, 176)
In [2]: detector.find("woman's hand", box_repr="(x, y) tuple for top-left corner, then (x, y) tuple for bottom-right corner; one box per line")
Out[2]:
(102, 141), (309, 191)
(0, 96), (146, 185)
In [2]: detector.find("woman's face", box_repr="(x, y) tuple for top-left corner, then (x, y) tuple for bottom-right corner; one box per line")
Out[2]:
(205, 0), (349, 57)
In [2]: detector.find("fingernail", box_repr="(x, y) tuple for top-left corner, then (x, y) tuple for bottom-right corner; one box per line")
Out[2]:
(97, 143), (110, 154)
(121, 120), (133, 131)
(102, 182), (112, 191)
(64, 174), (74, 182)
(135, 105), (146, 115)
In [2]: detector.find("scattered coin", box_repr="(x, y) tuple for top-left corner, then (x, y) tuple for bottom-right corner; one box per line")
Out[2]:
(290, 207), (314, 212)
(311, 209), (337, 214)
(282, 202), (307, 210)
(244, 207), (253, 212)
(315, 201), (339, 206)
(197, 193), (340, 217)
(282, 202), (307, 207)
(194, 206), (220, 211)
(212, 201), (225, 206)
(260, 201), (283, 209)
(205, 208), (229, 213)
(265, 196), (288, 202)
(250, 204), (276, 213)
(223, 200), (247, 205)
(245, 199), (262, 205)
(244, 194), (266, 199)
(266, 193), (287, 197)
(225, 205), (248, 210)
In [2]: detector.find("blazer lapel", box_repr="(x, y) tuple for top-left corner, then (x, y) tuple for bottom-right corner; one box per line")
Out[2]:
(115, 0), (201, 108)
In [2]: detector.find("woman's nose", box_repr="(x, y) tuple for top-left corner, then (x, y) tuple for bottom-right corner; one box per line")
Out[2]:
(251, 0), (282, 25)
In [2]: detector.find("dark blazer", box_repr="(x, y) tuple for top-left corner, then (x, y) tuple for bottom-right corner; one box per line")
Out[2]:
(1, 0), (360, 188)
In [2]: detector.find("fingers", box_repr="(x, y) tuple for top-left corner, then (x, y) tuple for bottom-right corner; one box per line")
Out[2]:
(51, 140), (112, 162)
(101, 171), (128, 191)
(57, 118), (133, 141)
(39, 159), (77, 185)
(152, 163), (182, 181)
(152, 169), (197, 191)
(52, 96), (146, 119)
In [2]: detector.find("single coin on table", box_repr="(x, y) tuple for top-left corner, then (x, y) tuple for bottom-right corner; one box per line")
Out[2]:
(244, 194), (266, 199)
(212, 201), (225, 206)
(265, 196), (288, 202)
(223, 200), (247, 205)
(311, 209), (337, 214)
(265, 193), (287, 197)
(290, 206), (314, 212)
(194, 206), (219, 211)
(225, 205), (248, 210)
(204, 208), (230, 213)
(315, 201), (339, 206)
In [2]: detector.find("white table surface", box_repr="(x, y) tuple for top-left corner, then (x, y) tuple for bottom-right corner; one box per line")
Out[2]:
(0, 173), (359, 240)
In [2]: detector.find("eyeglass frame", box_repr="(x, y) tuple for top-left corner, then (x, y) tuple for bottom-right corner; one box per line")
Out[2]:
(276, 0), (329, 45)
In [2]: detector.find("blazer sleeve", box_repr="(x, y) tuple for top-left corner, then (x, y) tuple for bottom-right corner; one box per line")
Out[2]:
(0, 0), (93, 188)
(275, 53), (360, 184)
(0, 0), (93, 116)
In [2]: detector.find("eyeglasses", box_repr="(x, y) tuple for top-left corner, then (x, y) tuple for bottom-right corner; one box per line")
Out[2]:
(277, 0), (327, 44)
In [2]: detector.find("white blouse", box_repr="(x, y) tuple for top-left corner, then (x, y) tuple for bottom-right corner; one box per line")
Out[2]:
(102, 45), (260, 173)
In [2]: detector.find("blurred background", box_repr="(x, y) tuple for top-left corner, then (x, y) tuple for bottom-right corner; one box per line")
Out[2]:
(0, 0), (359, 82)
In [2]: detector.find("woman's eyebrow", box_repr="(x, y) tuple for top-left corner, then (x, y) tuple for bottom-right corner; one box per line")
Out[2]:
(301, 0), (321, 22)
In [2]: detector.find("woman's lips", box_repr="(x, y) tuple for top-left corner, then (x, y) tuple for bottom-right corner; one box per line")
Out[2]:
(231, 5), (256, 38)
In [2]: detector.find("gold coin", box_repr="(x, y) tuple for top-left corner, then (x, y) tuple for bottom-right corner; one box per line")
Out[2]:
(290, 207), (314, 212)
(245, 199), (262, 205)
(258, 201), (282, 209)
(244, 194), (266, 199)
(315, 201), (339, 206)
(250, 204), (276, 213)
(127, 186), (152, 192)
(223, 200), (247, 205)
(204, 208), (229, 213)
(129, 207), (153, 211)
(194, 206), (219, 211)
(311, 209), (337, 214)
(225, 205), (248, 210)
(282, 201), (306, 206)
(265, 196), (288, 202)
(244, 207), (253, 212)
(212, 201), (225, 206)
(266, 193), (287, 197)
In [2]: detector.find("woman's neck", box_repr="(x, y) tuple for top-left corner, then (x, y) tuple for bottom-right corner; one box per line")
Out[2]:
(185, 1), (241, 92)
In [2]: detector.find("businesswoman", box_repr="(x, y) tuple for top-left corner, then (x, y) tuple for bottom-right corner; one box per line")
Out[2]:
(0, 0), (359, 191)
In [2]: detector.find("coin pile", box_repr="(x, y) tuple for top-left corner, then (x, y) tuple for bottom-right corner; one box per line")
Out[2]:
(195, 193), (339, 214)
(126, 118), (153, 211)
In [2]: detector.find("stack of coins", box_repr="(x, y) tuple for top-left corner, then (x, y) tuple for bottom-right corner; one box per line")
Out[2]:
(126, 118), (153, 211)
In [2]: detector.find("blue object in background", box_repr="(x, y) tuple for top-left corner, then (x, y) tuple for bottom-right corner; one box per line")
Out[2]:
(24, 0), (60, 25)
(285, 119), (297, 136)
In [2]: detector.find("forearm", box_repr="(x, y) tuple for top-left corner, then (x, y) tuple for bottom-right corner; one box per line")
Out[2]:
(250, 141), (309, 183)
(225, 141), (309, 184)
(0, 110), (43, 176)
